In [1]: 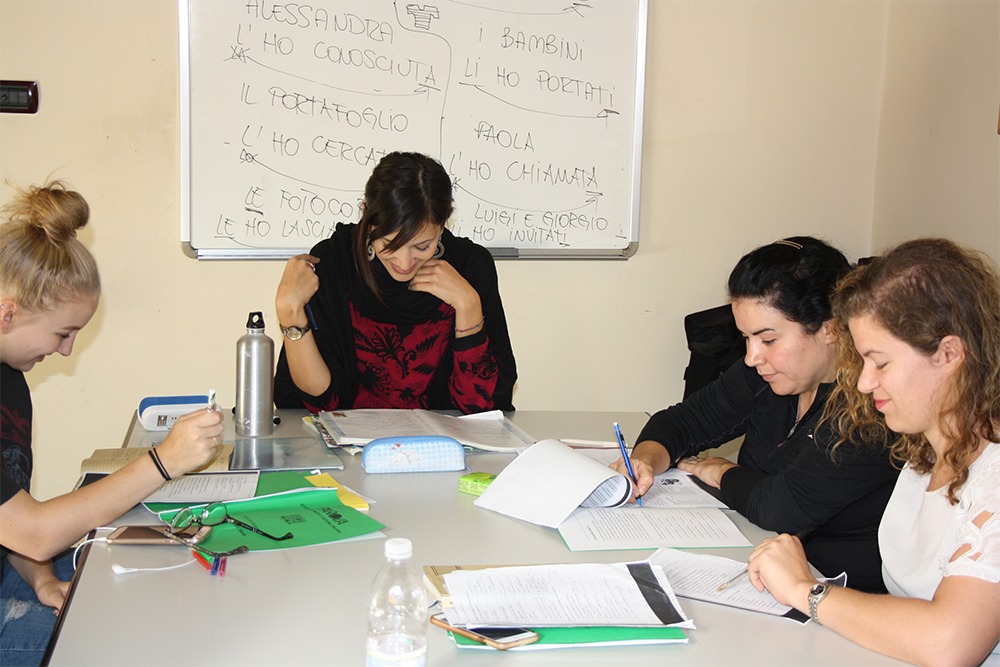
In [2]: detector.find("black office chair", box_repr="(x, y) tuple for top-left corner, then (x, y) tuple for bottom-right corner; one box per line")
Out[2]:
(682, 304), (745, 398)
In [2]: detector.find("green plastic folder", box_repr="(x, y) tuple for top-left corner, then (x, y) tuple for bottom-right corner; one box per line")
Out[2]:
(154, 484), (383, 552)
(450, 625), (687, 649)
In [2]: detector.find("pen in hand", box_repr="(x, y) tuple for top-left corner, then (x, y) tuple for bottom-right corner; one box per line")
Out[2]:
(613, 422), (643, 507)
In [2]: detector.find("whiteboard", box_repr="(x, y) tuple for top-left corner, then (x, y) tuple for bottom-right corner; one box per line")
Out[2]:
(180, 0), (646, 259)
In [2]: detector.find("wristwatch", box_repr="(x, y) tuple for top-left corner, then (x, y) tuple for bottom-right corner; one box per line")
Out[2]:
(279, 323), (311, 341)
(807, 582), (832, 624)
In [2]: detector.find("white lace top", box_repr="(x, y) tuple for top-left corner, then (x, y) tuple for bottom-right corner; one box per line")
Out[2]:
(879, 442), (1000, 652)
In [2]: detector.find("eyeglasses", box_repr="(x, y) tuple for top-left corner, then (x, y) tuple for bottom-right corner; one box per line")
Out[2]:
(170, 502), (293, 542)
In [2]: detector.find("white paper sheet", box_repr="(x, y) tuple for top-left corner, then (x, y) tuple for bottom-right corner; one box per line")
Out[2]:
(647, 548), (847, 623)
(474, 439), (633, 528)
(441, 562), (694, 628)
(141, 471), (259, 503)
(647, 548), (796, 616)
(557, 506), (752, 550)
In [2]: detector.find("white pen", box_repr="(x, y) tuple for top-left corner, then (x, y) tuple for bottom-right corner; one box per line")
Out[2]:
(208, 388), (218, 412)
(559, 438), (617, 448)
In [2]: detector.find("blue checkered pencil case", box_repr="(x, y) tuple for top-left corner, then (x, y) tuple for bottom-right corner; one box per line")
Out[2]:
(361, 436), (466, 473)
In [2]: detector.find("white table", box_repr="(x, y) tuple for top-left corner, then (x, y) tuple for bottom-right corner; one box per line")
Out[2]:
(44, 411), (926, 666)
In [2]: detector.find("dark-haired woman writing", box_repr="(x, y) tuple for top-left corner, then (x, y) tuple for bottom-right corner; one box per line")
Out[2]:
(273, 152), (517, 413)
(612, 237), (898, 592)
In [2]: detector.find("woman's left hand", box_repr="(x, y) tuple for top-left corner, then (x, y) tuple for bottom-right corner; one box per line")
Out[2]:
(409, 260), (483, 329)
(676, 456), (737, 488)
(36, 578), (71, 614)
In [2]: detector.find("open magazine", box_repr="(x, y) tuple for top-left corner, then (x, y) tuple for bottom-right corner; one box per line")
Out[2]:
(317, 409), (535, 452)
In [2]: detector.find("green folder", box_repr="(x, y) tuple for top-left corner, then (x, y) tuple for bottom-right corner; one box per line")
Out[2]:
(150, 471), (383, 552)
(450, 625), (687, 649)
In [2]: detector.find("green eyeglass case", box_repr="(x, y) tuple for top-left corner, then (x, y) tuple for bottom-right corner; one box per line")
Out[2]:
(362, 436), (466, 474)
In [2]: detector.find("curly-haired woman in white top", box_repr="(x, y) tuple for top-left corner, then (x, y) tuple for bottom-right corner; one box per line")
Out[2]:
(748, 238), (1000, 666)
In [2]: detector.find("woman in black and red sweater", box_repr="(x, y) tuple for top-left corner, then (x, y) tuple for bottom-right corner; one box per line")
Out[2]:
(273, 152), (517, 414)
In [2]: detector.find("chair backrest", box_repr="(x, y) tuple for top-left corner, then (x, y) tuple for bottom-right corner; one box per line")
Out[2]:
(682, 304), (744, 398)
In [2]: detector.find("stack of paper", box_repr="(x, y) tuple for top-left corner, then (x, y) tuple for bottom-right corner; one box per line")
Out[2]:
(425, 562), (693, 649)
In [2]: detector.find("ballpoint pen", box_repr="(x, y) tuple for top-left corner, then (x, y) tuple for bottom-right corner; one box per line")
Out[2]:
(613, 422), (643, 507)
(305, 303), (319, 332)
(716, 568), (747, 592)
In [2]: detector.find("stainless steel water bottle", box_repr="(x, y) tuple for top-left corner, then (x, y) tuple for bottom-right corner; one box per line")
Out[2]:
(235, 311), (274, 437)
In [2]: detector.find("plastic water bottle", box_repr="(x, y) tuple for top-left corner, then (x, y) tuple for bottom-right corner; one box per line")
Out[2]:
(367, 538), (428, 667)
(234, 311), (274, 437)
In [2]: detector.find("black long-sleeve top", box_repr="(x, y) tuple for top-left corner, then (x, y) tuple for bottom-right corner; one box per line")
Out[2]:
(638, 361), (899, 592)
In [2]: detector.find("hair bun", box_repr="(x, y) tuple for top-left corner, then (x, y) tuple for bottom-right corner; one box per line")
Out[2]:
(17, 181), (90, 244)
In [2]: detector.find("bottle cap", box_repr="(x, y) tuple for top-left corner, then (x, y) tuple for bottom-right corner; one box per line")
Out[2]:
(384, 537), (412, 560)
(246, 311), (265, 330)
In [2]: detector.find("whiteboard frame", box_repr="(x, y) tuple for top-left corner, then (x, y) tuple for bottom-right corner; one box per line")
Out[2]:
(179, 0), (646, 260)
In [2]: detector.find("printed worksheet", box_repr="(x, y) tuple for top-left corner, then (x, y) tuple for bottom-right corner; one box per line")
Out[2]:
(640, 470), (728, 509)
(647, 548), (846, 623)
(140, 471), (259, 503)
(557, 506), (751, 551)
(648, 548), (797, 617)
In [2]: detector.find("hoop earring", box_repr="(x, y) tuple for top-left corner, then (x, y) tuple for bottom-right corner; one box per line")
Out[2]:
(367, 241), (376, 261)
(433, 241), (445, 259)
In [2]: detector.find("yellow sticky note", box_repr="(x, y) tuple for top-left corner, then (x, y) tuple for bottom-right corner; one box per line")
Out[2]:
(305, 472), (339, 488)
(305, 472), (369, 510)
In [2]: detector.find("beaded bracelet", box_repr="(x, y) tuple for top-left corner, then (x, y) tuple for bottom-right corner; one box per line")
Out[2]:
(455, 317), (485, 334)
(148, 448), (172, 481)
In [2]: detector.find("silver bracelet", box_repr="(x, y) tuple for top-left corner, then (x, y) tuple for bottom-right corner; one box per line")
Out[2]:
(455, 317), (485, 334)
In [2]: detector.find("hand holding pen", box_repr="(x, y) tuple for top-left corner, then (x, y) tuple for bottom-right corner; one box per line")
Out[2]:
(613, 422), (643, 507)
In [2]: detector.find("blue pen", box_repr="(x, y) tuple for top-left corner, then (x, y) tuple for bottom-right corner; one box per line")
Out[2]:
(613, 422), (642, 507)
(304, 303), (319, 332)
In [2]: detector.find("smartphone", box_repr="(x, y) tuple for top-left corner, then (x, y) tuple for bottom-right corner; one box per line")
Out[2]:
(430, 613), (539, 650)
(106, 525), (211, 545)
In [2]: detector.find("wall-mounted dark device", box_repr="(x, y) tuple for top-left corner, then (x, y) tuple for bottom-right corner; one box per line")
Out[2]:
(1, 81), (39, 114)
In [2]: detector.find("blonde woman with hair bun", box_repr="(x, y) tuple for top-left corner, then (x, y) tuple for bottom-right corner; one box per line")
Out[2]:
(0, 182), (224, 666)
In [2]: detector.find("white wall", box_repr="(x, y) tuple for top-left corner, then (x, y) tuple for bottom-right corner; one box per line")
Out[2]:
(872, 0), (1000, 260)
(1, 0), (995, 500)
